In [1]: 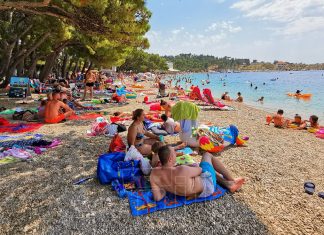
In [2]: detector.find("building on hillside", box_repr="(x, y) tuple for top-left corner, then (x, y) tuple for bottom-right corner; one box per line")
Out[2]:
(166, 61), (179, 72)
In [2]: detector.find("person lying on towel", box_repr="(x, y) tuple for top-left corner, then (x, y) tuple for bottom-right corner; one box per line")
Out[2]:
(150, 145), (245, 201)
(161, 114), (181, 134)
(44, 90), (75, 124)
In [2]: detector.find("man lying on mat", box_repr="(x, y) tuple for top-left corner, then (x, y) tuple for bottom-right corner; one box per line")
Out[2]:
(44, 90), (75, 124)
(150, 145), (245, 201)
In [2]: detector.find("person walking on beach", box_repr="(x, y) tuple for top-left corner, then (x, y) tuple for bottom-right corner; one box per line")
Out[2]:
(82, 70), (96, 101)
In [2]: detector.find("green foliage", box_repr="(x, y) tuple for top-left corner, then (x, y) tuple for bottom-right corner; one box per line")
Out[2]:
(0, 0), (151, 83)
(119, 50), (168, 72)
(164, 54), (250, 72)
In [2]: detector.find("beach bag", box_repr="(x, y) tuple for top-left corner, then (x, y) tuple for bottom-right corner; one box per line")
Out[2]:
(22, 110), (37, 122)
(125, 146), (151, 175)
(91, 121), (108, 136)
(97, 152), (142, 185)
(109, 134), (126, 153)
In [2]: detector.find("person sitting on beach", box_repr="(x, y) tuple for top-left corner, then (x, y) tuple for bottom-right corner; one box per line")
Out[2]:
(296, 90), (301, 95)
(299, 115), (320, 130)
(221, 92), (231, 101)
(289, 114), (306, 129)
(160, 100), (173, 117)
(267, 109), (289, 128)
(150, 145), (245, 201)
(44, 90), (75, 124)
(65, 92), (89, 110)
(235, 92), (243, 102)
(161, 114), (181, 134)
(127, 109), (160, 155)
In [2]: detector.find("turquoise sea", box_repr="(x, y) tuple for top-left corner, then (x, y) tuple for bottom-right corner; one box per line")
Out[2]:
(174, 71), (324, 124)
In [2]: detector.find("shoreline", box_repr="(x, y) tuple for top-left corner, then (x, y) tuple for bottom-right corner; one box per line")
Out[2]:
(0, 82), (323, 234)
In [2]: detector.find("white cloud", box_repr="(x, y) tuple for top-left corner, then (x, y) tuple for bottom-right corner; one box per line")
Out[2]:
(206, 21), (242, 33)
(231, 0), (324, 35)
(146, 21), (241, 56)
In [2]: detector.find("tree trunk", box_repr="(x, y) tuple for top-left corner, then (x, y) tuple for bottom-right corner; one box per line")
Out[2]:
(39, 40), (73, 82)
(81, 60), (89, 74)
(27, 55), (39, 78)
(67, 59), (73, 73)
(61, 54), (68, 79)
(39, 53), (58, 82)
(73, 59), (80, 73)
(4, 32), (50, 85)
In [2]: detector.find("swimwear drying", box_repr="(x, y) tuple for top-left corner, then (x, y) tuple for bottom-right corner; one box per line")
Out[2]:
(45, 114), (65, 124)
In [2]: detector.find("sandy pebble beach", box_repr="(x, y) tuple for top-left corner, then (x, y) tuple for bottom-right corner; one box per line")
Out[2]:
(0, 83), (323, 235)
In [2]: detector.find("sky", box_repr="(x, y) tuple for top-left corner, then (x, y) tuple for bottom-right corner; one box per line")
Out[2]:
(145, 0), (324, 63)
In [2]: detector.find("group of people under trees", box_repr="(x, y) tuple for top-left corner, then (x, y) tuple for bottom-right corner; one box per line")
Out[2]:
(126, 107), (245, 201)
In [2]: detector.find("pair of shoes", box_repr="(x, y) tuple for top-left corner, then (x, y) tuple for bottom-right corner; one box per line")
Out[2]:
(304, 182), (324, 198)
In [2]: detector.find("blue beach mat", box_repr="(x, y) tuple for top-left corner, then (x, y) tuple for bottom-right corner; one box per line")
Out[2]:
(128, 185), (227, 216)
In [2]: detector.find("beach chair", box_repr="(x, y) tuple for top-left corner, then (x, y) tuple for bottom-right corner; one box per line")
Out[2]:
(202, 89), (227, 110)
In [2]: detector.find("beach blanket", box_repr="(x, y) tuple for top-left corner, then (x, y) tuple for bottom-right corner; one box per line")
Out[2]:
(0, 121), (43, 133)
(128, 185), (227, 216)
(68, 113), (102, 121)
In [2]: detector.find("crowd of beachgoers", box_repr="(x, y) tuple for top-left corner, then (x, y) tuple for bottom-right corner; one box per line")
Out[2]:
(0, 71), (323, 234)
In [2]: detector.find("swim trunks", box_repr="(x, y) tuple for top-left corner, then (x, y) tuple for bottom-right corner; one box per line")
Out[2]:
(198, 162), (217, 198)
(45, 114), (65, 124)
(86, 82), (94, 87)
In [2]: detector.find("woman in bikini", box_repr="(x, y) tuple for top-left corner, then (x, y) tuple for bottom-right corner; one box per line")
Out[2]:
(127, 109), (160, 155)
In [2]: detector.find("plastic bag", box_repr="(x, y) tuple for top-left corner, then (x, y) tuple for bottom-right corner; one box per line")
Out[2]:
(109, 134), (126, 153)
(125, 146), (151, 175)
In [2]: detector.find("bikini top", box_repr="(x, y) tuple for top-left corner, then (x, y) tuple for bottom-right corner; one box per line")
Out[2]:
(136, 133), (144, 140)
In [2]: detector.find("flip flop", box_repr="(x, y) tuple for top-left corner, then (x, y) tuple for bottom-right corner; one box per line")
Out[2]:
(318, 192), (324, 199)
(304, 182), (315, 195)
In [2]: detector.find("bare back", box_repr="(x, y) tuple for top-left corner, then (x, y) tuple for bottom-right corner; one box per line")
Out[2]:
(150, 165), (203, 197)
(44, 100), (66, 120)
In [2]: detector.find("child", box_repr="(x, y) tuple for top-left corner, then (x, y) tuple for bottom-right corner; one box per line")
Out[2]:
(289, 114), (304, 129)
(235, 92), (243, 102)
(151, 141), (164, 168)
(299, 115), (320, 130)
(151, 141), (187, 168)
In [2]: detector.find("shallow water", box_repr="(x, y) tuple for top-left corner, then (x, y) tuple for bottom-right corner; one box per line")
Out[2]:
(173, 71), (324, 124)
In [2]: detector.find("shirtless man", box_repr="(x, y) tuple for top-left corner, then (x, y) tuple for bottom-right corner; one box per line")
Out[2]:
(44, 90), (75, 124)
(150, 145), (245, 201)
(272, 109), (290, 128)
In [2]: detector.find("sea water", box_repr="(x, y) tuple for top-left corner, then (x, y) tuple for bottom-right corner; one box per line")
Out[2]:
(173, 70), (324, 124)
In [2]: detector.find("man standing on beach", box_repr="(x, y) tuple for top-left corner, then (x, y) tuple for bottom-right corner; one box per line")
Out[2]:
(150, 145), (245, 201)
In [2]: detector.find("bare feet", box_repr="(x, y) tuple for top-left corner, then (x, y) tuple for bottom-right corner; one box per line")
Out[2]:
(227, 177), (245, 193)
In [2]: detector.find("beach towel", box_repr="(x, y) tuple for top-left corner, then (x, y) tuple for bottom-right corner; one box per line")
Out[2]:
(127, 185), (227, 216)
(68, 113), (102, 120)
(0, 121), (43, 133)
(171, 101), (200, 121)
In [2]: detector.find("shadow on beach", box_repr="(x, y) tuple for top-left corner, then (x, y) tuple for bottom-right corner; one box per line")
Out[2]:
(0, 131), (268, 234)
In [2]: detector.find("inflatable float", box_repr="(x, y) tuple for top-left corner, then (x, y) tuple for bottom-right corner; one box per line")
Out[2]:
(315, 129), (324, 139)
(131, 84), (144, 89)
(126, 93), (137, 99)
(287, 93), (312, 98)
